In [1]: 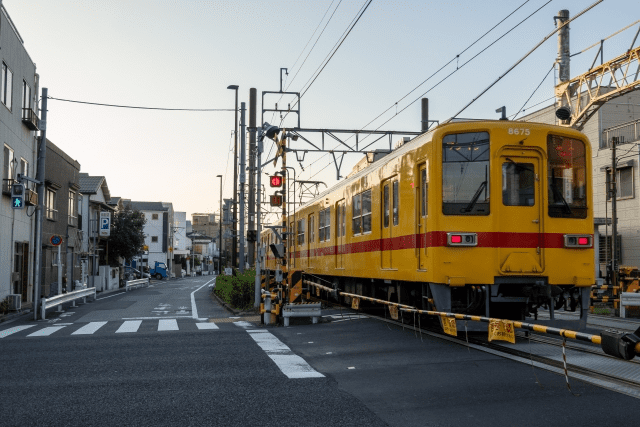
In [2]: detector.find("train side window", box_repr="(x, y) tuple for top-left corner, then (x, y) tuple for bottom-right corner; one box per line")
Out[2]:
(421, 164), (428, 217)
(309, 215), (315, 244)
(338, 202), (346, 237)
(392, 181), (399, 226)
(352, 189), (372, 235)
(297, 218), (305, 246)
(383, 184), (390, 228)
(352, 193), (362, 234)
(319, 207), (330, 241)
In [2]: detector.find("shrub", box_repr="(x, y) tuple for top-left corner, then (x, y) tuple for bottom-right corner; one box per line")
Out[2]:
(214, 268), (255, 310)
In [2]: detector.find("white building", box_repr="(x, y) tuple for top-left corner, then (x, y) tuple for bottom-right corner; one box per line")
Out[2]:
(124, 201), (175, 276)
(0, 4), (39, 306)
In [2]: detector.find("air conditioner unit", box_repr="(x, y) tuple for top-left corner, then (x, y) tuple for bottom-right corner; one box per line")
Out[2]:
(7, 294), (21, 311)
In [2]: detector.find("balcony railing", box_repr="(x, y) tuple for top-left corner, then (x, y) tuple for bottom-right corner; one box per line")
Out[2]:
(2, 178), (13, 195)
(602, 119), (640, 149)
(68, 215), (78, 227)
(21, 108), (39, 131)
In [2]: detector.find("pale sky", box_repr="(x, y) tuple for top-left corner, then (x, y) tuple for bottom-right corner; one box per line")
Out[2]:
(5, 0), (640, 222)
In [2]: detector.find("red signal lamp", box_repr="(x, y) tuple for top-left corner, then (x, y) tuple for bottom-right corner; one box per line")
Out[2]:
(270, 175), (283, 187)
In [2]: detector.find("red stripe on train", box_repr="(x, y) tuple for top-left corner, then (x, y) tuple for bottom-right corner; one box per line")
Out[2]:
(282, 231), (587, 259)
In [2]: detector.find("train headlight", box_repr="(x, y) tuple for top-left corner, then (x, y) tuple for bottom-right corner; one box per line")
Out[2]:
(447, 232), (477, 247)
(564, 234), (592, 248)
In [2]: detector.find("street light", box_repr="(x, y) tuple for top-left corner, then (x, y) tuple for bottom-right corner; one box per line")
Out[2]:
(217, 174), (223, 275)
(227, 85), (239, 268)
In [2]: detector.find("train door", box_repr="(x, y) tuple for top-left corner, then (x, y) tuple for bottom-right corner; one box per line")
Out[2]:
(381, 178), (393, 269)
(336, 200), (345, 269)
(418, 163), (428, 270)
(498, 151), (544, 273)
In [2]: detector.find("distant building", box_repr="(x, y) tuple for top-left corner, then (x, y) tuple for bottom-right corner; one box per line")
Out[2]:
(123, 200), (175, 276)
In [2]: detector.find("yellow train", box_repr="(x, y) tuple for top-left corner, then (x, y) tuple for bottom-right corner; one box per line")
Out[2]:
(262, 120), (594, 328)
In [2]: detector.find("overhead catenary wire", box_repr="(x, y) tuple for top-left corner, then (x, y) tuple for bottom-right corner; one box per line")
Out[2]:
(47, 96), (235, 111)
(302, 0), (552, 176)
(512, 61), (557, 120)
(572, 19), (640, 57)
(449, 0), (604, 120)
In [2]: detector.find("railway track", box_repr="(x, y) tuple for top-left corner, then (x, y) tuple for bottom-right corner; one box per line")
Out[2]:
(314, 298), (640, 398)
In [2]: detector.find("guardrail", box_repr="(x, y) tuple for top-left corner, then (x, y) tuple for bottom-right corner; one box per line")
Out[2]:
(620, 292), (640, 318)
(282, 302), (322, 327)
(125, 278), (149, 292)
(41, 287), (96, 320)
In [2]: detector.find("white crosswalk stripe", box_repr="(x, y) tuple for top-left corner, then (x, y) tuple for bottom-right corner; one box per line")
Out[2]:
(158, 319), (179, 331)
(72, 321), (108, 335)
(3, 319), (225, 338)
(116, 320), (142, 333)
(27, 326), (66, 337)
(0, 324), (36, 338)
(195, 322), (219, 330)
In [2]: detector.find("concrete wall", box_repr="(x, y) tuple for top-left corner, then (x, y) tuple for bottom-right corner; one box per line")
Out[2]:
(0, 6), (38, 304)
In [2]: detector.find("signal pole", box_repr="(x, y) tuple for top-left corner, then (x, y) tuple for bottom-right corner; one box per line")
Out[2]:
(239, 102), (246, 273)
(248, 88), (257, 266)
(33, 87), (48, 320)
(610, 136), (618, 290)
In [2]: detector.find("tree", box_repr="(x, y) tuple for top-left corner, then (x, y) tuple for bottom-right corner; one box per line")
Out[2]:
(107, 205), (146, 266)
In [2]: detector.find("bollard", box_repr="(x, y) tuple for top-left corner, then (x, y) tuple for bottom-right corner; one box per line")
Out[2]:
(264, 293), (273, 325)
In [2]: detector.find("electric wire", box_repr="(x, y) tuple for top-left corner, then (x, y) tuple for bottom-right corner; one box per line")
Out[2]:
(572, 19), (640, 56)
(279, 0), (373, 127)
(512, 61), (556, 120)
(47, 96), (235, 111)
(301, 0), (551, 177)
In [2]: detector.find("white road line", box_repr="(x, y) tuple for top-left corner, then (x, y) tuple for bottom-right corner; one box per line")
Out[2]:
(27, 326), (66, 337)
(121, 316), (191, 320)
(71, 322), (108, 335)
(233, 321), (254, 329)
(247, 330), (324, 379)
(191, 278), (215, 319)
(116, 320), (142, 333)
(0, 325), (36, 338)
(196, 323), (219, 330)
(96, 292), (126, 300)
(158, 319), (179, 331)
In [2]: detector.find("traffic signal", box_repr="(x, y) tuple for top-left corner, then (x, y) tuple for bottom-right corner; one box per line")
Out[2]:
(270, 195), (283, 207)
(269, 175), (283, 187)
(11, 183), (24, 209)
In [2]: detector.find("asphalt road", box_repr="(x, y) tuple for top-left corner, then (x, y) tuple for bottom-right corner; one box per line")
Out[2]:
(2, 276), (639, 426)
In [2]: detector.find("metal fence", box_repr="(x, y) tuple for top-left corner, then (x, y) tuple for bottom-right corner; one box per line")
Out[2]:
(602, 119), (640, 148)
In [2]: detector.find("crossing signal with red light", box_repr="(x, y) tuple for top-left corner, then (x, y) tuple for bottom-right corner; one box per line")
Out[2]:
(270, 175), (283, 187)
(270, 195), (283, 207)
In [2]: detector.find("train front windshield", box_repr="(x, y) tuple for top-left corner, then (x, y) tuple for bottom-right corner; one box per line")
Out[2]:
(547, 135), (587, 219)
(442, 131), (490, 216)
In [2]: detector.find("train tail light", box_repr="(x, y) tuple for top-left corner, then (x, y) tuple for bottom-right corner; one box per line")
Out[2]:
(447, 232), (477, 247)
(564, 234), (593, 248)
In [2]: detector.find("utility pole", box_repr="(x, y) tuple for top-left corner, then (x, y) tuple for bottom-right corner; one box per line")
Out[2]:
(227, 85), (239, 268)
(255, 126), (263, 308)
(610, 136), (619, 290)
(248, 88), (257, 266)
(239, 102), (246, 273)
(33, 87), (48, 320)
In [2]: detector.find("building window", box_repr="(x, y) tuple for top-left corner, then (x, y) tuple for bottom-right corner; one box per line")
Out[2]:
(46, 188), (57, 220)
(297, 218), (305, 246)
(1, 62), (13, 110)
(68, 191), (77, 226)
(606, 167), (634, 200)
(22, 80), (31, 110)
(151, 236), (158, 243)
(319, 207), (330, 241)
(599, 234), (622, 264)
(20, 158), (27, 178)
(352, 189), (372, 235)
(152, 213), (159, 220)
(3, 145), (14, 192)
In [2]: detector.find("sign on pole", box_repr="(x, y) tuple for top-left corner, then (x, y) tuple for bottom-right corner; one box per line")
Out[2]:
(100, 211), (111, 237)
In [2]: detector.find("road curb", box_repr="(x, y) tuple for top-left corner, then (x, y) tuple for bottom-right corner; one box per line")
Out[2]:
(209, 291), (258, 317)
